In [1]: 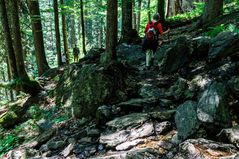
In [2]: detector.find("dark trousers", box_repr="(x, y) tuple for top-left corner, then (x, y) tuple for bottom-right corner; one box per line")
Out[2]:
(142, 36), (158, 53)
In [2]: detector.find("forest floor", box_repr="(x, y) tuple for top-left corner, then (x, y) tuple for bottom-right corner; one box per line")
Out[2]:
(1, 11), (239, 159)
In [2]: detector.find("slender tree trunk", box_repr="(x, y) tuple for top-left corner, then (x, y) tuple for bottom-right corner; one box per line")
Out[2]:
(175, 0), (183, 14)
(105, 0), (117, 63)
(2, 70), (8, 100)
(6, 58), (14, 101)
(132, 0), (137, 30)
(0, 0), (18, 79)
(27, 0), (50, 76)
(70, 15), (77, 47)
(166, 0), (170, 17)
(157, 0), (165, 23)
(54, 0), (62, 66)
(122, 0), (132, 41)
(96, 0), (103, 48)
(61, 0), (69, 63)
(137, 0), (142, 33)
(147, 0), (151, 22)
(80, 0), (86, 55)
(201, 0), (223, 24)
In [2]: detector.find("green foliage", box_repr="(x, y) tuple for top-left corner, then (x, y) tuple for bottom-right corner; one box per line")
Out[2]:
(27, 105), (42, 120)
(168, 2), (204, 21)
(224, 0), (239, 13)
(205, 24), (226, 37)
(0, 134), (20, 156)
(205, 23), (239, 37)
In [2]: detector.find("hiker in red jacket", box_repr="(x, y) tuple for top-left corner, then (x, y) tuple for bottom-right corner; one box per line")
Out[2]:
(142, 13), (170, 69)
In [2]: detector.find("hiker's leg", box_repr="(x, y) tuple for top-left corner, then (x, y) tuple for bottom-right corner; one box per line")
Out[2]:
(142, 36), (148, 52)
(146, 50), (151, 67)
(149, 50), (154, 66)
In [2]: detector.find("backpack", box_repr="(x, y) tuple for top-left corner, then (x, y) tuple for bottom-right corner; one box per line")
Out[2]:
(146, 21), (158, 42)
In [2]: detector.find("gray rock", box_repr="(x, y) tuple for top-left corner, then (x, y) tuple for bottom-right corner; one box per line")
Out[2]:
(167, 78), (188, 100)
(90, 148), (160, 159)
(100, 130), (130, 147)
(209, 31), (239, 60)
(139, 84), (162, 99)
(217, 126), (239, 148)
(96, 105), (112, 125)
(157, 140), (174, 150)
(160, 36), (192, 73)
(197, 82), (231, 128)
(155, 121), (172, 135)
(37, 119), (53, 132)
(87, 129), (100, 137)
(115, 139), (145, 151)
(228, 76), (239, 98)
(47, 140), (65, 150)
(129, 122), (154, 140)
(175, 101), (199, 140)
(116, 98), (158, 112)
(100, 122), (154, 147)
(172, 138), (238, 159)
(192, 36), (211, 59)
(149, 109), (176, 121)
(106, 113), (149, 130)
(61, 144), (74, 157)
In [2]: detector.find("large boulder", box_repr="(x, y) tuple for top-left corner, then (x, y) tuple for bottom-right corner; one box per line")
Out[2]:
(116, 44), (145, 65)
(208, 31), (239, 60)
(175, 101), (199, 140)
(56, 62), (135, 118)
(192, 36), (211, 59)
(197, 82), (232, 130)
(159, 36), (192, 73)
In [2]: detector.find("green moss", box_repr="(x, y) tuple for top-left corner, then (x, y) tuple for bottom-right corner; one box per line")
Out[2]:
(0, 111), (18, 128)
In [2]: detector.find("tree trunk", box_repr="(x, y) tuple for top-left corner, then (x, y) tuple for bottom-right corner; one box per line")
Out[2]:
(0, 0), (18, 79)
(137, 0), (142, 33)
(54, 0), (62, 66)
(105, 0), (117, 63)
(122, 0), (132, 41)
(147, 0), (151, 22)
(6, 0), (42, 95)
(8, 0), (29, 80)
(80, 0), (87, 55)
(175, 0), (183, 14)
(27, 0), (50, 76)
(201, 0), (223, 24)
(6, 58), (14, 101)
(166, 0), (170, 17)
(61, 0), (70, 63)
(132, 0), (137, 30)
(157, 0), (165, 23)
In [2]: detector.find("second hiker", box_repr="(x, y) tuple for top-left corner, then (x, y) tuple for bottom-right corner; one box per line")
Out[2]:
(73, 44), (80, 62)
(142, 13), (170, 69)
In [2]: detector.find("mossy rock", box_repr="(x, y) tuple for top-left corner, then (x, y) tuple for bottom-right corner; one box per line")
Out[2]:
(0, 111), (19, 128)
(56, 62), (136, 118)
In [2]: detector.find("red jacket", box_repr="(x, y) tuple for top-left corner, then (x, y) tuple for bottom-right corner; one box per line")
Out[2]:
(144, 21), (163, 35)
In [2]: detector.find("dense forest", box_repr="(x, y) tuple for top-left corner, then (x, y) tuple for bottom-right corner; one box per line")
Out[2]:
(0, 0), (239, 158)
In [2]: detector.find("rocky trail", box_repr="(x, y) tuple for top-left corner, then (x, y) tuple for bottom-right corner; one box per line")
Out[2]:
(1, 20), (239, 159)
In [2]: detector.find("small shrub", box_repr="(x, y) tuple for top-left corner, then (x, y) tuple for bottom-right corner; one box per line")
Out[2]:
(0, 134), (20, 157)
